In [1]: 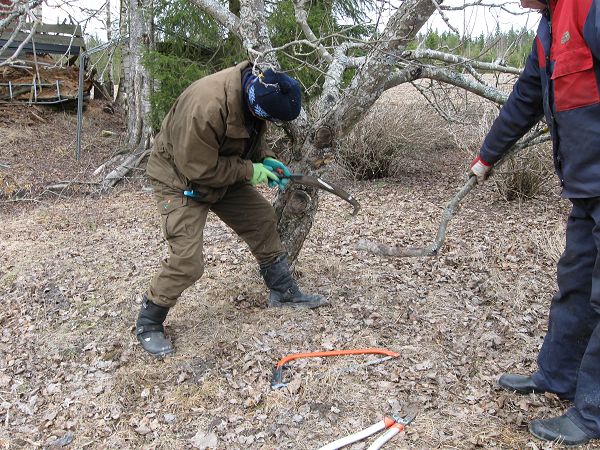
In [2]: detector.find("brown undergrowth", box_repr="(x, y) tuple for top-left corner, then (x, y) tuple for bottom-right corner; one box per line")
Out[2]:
(0, 94), (587, 450)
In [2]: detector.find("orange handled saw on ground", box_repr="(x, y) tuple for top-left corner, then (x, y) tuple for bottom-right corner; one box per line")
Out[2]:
(271, 348), (414, 449)
(271, 348), (399, 388)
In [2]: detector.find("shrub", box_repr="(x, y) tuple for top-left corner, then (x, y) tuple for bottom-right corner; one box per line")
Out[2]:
(336, 95), (453, 180)
(492, 144), (553, 201)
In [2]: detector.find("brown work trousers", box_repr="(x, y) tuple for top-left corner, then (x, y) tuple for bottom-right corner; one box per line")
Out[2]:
(147, 182), (283, 308)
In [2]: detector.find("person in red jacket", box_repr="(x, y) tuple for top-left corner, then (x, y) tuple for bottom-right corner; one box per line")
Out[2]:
(470, 0), (600, 445)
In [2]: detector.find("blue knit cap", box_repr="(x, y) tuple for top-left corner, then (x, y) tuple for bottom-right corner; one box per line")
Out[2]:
(246, 69), (301, 122)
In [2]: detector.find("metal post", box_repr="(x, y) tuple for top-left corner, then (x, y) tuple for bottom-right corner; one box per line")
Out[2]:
(8, 81), (12, 100)
(76, 52), (85, 161)
(55, 79), (61, 100)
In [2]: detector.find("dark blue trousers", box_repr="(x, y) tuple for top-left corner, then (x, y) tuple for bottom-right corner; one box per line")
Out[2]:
(531, 197), (600, 438)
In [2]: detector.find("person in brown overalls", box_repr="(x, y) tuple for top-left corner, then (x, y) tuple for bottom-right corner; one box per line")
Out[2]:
(136, 62), (327, 357)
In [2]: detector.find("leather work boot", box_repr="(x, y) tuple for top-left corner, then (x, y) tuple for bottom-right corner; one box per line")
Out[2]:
(529, 414), (592, 446)
(136, 296), (174, 357)
(260, 254), (328, 309)
(498, 374), (546, 395)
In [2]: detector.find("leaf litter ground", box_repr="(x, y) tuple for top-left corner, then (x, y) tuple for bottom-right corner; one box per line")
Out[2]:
(0, 101), (591, 450)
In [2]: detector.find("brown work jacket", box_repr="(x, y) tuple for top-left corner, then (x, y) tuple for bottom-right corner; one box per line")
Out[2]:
(146, 61), (275, 202)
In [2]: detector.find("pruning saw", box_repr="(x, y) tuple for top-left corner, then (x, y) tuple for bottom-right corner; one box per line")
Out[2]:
(275, 170), (361, 216)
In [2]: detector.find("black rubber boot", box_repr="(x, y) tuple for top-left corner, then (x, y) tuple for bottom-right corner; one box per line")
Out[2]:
(260, 254), (328, 309)
(498, 373), (547, 395)
(136, 296), (174, 357)
(529, 414), (592, 447)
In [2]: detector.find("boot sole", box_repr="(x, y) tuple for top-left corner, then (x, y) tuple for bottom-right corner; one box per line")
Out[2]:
(498, 377), (545, 395)
(147, 347), (174, 358)
(136, 336), (174, 358)
(528, 423), (591, 447)
(268, 301), (328, 309)
(498, 383), (542, 395)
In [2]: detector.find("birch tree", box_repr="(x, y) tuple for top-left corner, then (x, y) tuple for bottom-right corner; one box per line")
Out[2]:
(102, 0), (154, 188)
(99, 0), (542, 259)
(186, 0), (544, 261)
(125, 0), (153, 151)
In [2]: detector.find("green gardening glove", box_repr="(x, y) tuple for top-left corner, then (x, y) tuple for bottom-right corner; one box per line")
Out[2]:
(262, 157), (291, 190)
(251, 163), (280, 186)
(263, 157), (291, 176)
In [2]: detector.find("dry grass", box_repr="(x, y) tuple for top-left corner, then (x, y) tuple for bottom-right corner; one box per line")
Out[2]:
(165, 377), (225, 410)
(0, 125), (32, 147)
(530, 222), (566, 265)
(336, 99), (454, 180)
(492, 144), (555, 201)
(2, 178), (589, 449)
(0, 101), (125, 202)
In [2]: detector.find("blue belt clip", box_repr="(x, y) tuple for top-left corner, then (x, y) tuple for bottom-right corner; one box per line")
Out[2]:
(184, 190), (201, 199)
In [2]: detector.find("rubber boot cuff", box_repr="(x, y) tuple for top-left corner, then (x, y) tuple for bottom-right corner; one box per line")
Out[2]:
(136, 296), (174, 357)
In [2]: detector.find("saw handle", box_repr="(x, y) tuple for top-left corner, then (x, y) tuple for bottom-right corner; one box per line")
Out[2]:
(271, 348), (400, 388)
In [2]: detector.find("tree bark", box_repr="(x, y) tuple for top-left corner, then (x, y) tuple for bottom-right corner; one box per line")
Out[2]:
(114, 0), (128, 106)
(125, 0), (154, 153)
(105, 0), (115, 99)
(104, 0), (154, 189)
(273, 137), (319, 262)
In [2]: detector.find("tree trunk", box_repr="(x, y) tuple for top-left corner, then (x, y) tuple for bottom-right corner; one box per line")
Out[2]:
(125, 0), (154, 153)
(114, 0), (127, 106)
(102, 0), (154, 189)
(105, 0), (114, 99)
(273, 135), (319, 262)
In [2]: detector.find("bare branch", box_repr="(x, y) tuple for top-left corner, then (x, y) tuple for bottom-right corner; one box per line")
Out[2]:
(292, 0), (332, 63)
(357, 131), (552, 257)
(190, 0), (241, 37)
(102, 149), (151, 190)
(0, 18), (40, 66)
(315, 43), (368, 115)
(329, 0), (444, 133)
(411, 79), (466, 124)
(386, 64), (510, 105)
(0, 0), (41, 34)
(431, 0), (460, 35)
(440, 0), (529, 15)
(0, 16), (25, 59)
(404, 49), (522, 74)
(0, 1), (43, 66)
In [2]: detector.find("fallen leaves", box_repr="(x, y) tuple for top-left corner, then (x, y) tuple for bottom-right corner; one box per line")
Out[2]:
(0, 141), (582, 448)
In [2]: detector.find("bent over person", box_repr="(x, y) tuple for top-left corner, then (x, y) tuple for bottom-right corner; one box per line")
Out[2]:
(136, 62), (327, 358)
(469, 0), (600, 446)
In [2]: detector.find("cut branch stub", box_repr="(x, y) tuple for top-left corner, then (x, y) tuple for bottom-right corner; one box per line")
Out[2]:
(313, 126), (333, 149)
(283, 189), (311, 215)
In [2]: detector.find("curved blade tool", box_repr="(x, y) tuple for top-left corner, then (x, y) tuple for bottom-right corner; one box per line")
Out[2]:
(286, 174), (361, 216)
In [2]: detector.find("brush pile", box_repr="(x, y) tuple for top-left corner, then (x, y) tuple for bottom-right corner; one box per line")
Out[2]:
(0, 56), (92, 103)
